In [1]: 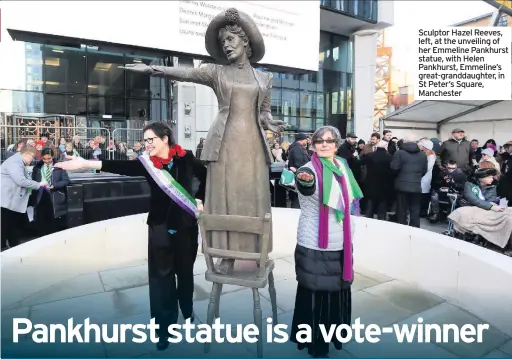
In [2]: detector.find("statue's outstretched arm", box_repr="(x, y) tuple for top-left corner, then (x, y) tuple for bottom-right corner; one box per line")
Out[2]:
(119, 63), (215, 88)
(150, 64), (215, 87)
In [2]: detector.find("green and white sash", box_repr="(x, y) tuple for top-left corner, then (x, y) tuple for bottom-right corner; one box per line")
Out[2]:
(138, 154), (198, 217)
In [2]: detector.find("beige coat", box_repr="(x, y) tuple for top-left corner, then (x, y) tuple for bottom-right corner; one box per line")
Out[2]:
(154, 64), (273, 163)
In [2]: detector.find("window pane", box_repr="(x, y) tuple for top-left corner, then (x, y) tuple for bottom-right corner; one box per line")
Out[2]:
(332, 36), (349, 73)
(44, 94), (86, 115)
(316, 93), (325, 119)
(281, 73), (299, 90)
(331, 91), (338, 115)
(88, 97), (125, 117)
(300, 73), (317, 92)
(319, 32), (332, 71)
(339, 90), (346, 113)
(44, 45), (86, 94)
(283, 116), (298, 131)
(271, 89), (282, 116)
(161, 100), (168, 121)
(25, 43), (44, 91)
(282, 90), (299, 116)
(347, 89), (353, 120)
(300, 91), (314, 118)
(12, 91), (44, 113)
(87, 51), (125, 97)
(150, 99), (162, 122)
(315, 118), (325, 129)
(299, 117), (313, 131)
(128, 99), (150, 120)
(271, 72), (282, 88)
(125, 56), (165, 99)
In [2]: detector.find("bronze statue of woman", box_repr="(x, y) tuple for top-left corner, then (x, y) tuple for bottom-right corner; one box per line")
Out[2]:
(120, 8), (285, 256)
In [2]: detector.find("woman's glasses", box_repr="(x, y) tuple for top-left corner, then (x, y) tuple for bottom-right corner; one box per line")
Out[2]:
(313, 139), (336, 145)
(144, 137), (158, 144)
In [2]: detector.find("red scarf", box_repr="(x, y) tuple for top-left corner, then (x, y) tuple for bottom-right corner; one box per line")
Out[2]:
(149, 145), (186, 169)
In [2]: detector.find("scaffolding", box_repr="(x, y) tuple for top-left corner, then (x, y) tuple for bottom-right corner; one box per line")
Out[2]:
(374, 30), (392, 131)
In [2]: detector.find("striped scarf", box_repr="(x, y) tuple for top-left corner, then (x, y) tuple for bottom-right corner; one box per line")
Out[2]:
(311, 153), (363, 282)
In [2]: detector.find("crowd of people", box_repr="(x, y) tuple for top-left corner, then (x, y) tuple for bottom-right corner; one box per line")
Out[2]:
(0, 132), (149, 249)
(2, 133), (145, 164)
(272, 128), (512, 256)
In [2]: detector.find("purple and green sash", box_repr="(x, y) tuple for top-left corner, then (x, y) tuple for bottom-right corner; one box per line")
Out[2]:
(138, 154), (198, 217)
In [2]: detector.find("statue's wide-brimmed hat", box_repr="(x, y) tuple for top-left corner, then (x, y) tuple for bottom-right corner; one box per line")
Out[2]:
(205, 8), (265, 64)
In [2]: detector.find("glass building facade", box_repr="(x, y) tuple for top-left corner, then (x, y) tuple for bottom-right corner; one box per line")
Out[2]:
(11, 43), (170, 132)
(265, 32), (354, 136)
(6, 31), (354, 135)
(320, 0), (378, 22)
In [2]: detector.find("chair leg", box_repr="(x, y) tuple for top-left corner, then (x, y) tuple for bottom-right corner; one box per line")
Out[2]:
(205, 283), (220, 353)
(268, 271), (278, 324)
(252, 288), (263, 358)
(215, 284), (223, 318)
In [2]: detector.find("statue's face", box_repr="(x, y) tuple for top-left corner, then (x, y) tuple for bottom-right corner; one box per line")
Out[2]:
(220, 31), (245, 62)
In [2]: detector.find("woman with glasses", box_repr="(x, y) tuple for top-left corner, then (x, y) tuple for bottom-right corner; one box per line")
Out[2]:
(290, 126), (363, 358)
(55, 122), (206, 351)
(29, 148), (70, 236)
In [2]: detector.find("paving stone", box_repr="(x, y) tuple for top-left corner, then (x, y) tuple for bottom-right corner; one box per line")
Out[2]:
(352, 272), (381, 292)
(18, 272), (105, 307)
(100, 265), (148, 291)
(352, 291), (413, 327)
(260, 278), (297, 313)
(364, 280), (445, 313)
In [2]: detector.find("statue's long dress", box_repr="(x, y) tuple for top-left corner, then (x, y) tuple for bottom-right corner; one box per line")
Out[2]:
(204, 75), (271, 254)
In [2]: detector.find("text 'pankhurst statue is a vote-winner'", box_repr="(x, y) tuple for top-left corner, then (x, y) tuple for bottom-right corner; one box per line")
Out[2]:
(120, 8), (285, 258)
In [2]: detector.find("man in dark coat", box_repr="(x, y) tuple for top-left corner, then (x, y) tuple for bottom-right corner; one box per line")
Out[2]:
(439, 128), (475, 176)
(390, 135), (428, 228)
(336, 133), (361, 181)
(360, 141), (393, 220)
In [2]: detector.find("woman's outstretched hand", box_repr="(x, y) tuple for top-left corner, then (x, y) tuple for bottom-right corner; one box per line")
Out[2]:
(118, 63), (153, 74)
(54, 158), (90, 171)
(296, 172), (314, 182)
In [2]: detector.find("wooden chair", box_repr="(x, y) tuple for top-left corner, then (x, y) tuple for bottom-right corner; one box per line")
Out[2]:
(198, 213), (278, 358)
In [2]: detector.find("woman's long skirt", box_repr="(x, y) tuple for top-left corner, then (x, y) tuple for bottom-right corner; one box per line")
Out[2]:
(290, 285), (352, 357)
(290, 246), (352, 357)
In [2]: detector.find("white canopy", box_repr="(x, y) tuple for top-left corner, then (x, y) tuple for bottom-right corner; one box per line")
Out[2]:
(380, 100), (512, 144)
(381, 100), (508, 125)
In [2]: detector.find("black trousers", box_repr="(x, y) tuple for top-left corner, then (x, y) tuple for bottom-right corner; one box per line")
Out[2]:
(396, 192), (422, 228)
(147, 224), (199, 337)
(1, 207), (28, 249)
(365, 197), (388, 220)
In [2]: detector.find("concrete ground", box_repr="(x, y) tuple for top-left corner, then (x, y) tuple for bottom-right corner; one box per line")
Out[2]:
(2, 248), (511, 358)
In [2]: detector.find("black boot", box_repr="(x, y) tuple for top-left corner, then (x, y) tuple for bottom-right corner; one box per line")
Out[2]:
(156, 336), (169, 351)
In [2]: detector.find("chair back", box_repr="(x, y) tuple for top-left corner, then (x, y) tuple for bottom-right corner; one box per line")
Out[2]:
(197, 213), (272, 278)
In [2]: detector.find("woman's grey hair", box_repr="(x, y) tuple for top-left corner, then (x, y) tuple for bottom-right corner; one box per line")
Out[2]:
(218, 24), (253, 58)
(311, 126), (343, 149)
